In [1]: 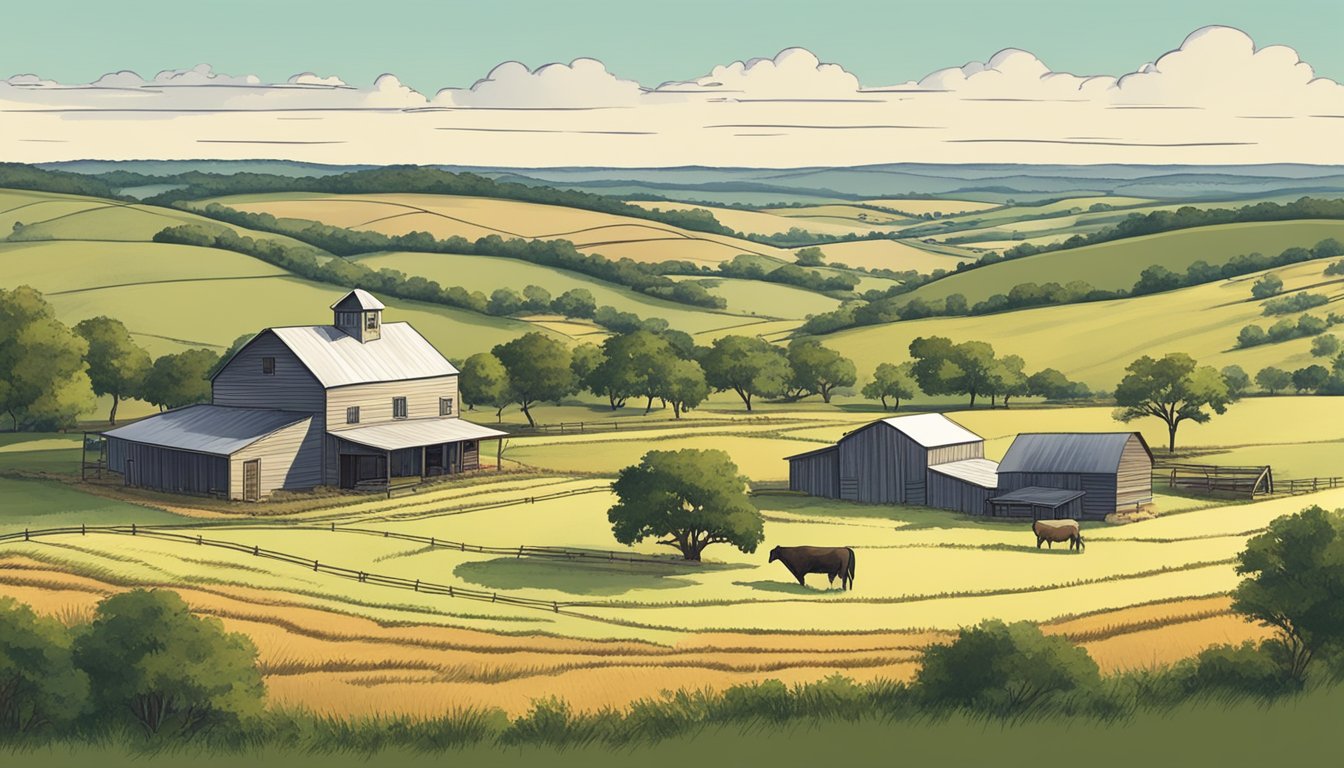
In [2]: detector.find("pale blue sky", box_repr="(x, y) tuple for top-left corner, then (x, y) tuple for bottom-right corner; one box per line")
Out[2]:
(8, 0), (1340, 90)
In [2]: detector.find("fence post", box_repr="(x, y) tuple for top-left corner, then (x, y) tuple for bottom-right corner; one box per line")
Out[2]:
(24, 529), (29, 541)
(81, 524), (86, 536)
(314, 560), (319, 571)
(331, 522), (335, 532)
(414, 579), (420, 592)
(430, 536), (435, 547)
(517, 546), (524, 559)
(198, 536), (203, 545)
(553, 601), (559, 613)
(131, 523), (136, 536)
(253, 545), (259, 556)
(448, 586), (454, 597)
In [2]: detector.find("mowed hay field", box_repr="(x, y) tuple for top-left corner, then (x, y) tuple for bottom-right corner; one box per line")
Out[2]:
(903, 219), (1344, 304)
(826, 257), (1344, 389)
(208, 193), (793, 266)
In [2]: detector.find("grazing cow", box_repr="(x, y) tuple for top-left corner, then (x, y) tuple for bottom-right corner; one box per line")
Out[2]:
(769, 546), (856, 589)
(1033, 519), (1085, 552)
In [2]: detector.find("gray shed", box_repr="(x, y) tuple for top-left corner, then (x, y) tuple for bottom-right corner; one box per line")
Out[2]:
(997, 432), (1153, 519)
(987, 486), (1086, 519)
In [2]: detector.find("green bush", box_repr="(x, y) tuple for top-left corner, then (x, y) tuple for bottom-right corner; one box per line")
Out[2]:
(0, 598), (89, 734)
(72, 590), (265, 737)
(1173, 642), (1298, 698)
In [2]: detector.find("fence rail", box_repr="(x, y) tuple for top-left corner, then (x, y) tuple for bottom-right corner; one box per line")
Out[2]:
(1153, 462), (1273, 497)
(1273, 476), (1344, 495)
(0, 524), (675, 615)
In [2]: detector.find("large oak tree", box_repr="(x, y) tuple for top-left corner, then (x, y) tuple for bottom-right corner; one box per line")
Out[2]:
(1114, 352), (1230, 452)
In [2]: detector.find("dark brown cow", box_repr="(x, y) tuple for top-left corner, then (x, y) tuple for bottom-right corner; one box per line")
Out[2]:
(1033, 519), (1085, 552)
(769, 546), (856, 589)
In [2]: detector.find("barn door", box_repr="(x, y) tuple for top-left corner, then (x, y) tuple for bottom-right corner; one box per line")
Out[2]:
(243, 460), (260, 502)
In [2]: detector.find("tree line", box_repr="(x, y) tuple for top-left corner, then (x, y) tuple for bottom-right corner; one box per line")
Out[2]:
(0, 286), (222, 431)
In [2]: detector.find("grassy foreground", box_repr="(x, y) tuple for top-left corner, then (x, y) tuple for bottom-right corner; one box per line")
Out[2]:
(6, 683), (1341, 767)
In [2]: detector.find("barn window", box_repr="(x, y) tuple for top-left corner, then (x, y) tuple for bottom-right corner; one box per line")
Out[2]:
(365, 313), (379, 330)
(337, 311), (357, 327)
(439, 397), (454, 416)
(392, 397), (407, 419)
(261, 356), (275, 375)
(464, 441), (476, 451)
(346, 406), (360, 424)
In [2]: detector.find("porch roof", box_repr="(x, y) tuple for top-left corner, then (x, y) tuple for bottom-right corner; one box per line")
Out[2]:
(329, 418), (507, 452)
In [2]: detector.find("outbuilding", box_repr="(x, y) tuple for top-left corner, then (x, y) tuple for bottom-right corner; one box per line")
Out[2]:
(996, 432), (1153, 519)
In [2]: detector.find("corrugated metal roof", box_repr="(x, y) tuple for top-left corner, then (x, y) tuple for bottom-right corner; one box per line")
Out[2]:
(877, 413), (982, 448)
(928, 458), (1000, 488)
(330, 289), (385, 311)
(784, 444), (839, 461)
(330, 418), (508, 451)
(103, 405), (310, 456)
(998, 433), (1141, 475)
(269, 322), (458, 388)
(989, 486), (1086, 507)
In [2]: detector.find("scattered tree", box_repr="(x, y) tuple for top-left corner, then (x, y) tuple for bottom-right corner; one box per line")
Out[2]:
(1220, 365), (1251, 400)
(909, 336), (997, 407)
(862, 362), (918, 411)
(986, 354), (1029, 408)
(659, 359), (710, 419)
(794, 246), (826, 266)
(1255, 366), (1292, 395)
(74, 316), (152, 426)
(551, 288), (597, 319)
(1232, 506), (1344, 683)
(786, 339), (856, 403)
(1311, 334), (1341, 358)
(701, 335), (790, 411)
(521, 285), (552, 313)
(459, 352), (510, 421)
(1291, 365), (1330, 393)
(0, 286), (94, 431)
(492, 333), (575, 427)
(608, 449), (763, 561)
(72, 589), (265, 736)
(142, 349), (219, 412)
(1114, 353), (1231, 452)
(1027, 368), (1091, 401)
(1250, 273), (1284, 299)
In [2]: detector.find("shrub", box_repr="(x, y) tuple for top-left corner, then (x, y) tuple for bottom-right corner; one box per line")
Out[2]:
(1177, 642), (1298, 698)
(915, 619), (1101, 715)
(72, 589), (265, 736)
(0, 598), (89, 734)
(1311, 334), (1341, 358)
(1262, 292), (1330, 315)
(1237, 324), (1267, 348)
(1250, 273), (1283, 299)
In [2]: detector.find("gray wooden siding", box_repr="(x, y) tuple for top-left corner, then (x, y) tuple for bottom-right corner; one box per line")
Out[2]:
(789, 450), (839, 498)
(990, 495), (1085, 520)
(230, 418), (321, 500)
(325, 375), (459, 429)
(1116, 435), (1154, 511)
(925, 469), (994, 515)
(998, 471), (1116, 520)
(837, 423), (904, 503)
(107, 438), (228, 496)
(926, 441), (985, 465)
(213, 332), (325, 412)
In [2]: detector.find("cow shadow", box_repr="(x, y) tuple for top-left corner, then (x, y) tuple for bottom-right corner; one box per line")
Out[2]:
(454, 557), (742, 596)
(735, 579), (848, 595)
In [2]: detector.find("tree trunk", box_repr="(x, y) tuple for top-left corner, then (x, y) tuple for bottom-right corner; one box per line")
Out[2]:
(991, 393), (997, 408)
(109, 394), (120, 426)
(7, 410), (16, 432)
(969, 391), (977, 407)
(734, 387), (753, 411)
(821, 385), (832, 403)
(644, 395), (654, 414)
(1168, 421), (1178, 453)
(879, 395), (888, 410)
(672, 402), (682, 419)
(893, 397), (901, 411)
(520, 402), (536, 427)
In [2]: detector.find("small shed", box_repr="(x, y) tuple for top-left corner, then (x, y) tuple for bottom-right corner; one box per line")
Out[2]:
(987, 486), (1086, 519)
(927, 457), (1000, 515)
(997, 432), (1153, 520)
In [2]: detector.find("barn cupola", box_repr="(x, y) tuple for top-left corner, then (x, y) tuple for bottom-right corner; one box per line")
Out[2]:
(330, 289), (385, 343)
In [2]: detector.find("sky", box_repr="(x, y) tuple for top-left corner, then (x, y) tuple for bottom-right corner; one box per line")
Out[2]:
(2, 1), (1341, 167)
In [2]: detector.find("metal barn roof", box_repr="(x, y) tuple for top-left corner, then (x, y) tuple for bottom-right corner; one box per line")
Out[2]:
(103, 405), (311, 456)
(989, 486), (1086, 508)
(928, 458), (1000, 489)
(330, 418), (507, 451)
(875, 413), (983, 448)
(330, 289), (385, 311)
(268, 322), (458, 388)
(997, 433), (1146, 475)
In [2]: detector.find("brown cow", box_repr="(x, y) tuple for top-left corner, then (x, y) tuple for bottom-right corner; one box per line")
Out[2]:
(1033, 519), (1084, 552)
(769, 546), (855, 589)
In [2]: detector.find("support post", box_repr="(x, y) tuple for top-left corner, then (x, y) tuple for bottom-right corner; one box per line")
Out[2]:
(496, 437), (503, 472)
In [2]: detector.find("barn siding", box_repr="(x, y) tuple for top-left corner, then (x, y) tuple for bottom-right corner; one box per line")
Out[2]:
(789, 449), (840, 498)
(212, 333), (325, 412)
(990, 495), (1085, 520)
(998, 471), (1115, 519)
(1116, 435), (1154, 511)
(326, 375), (459, 428)
(107, 438), (229, 496)
(926, 442), (985, 465)
(838, 423), (905, 504)
(229, 418), (320, 500)
(925, 470), (994, 514)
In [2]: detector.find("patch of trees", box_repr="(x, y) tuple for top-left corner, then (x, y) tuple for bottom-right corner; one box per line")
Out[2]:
(717, 254), (860, 292)
(906, 336), (1089, 408)
(1, 286), (221, 431)
(1261, 292), (1331, 315)
(0, 163), (123, 199)
(1237, 313), (1339, 348)
(1255, 358), (1344, 396)
(1325, 259), (1344, 276)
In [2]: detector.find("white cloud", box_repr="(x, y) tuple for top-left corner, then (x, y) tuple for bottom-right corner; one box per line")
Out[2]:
(2, 26), (1343, 166)
(438, 58), (642, 107)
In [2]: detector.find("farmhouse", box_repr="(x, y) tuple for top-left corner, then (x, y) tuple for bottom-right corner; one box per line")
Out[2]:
(786, 415), (1153, 519)
(102, 290), (506, 501)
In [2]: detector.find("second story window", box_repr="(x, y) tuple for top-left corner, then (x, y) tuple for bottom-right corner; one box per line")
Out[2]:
(346, 406), (360, 424)
(365, 313), (379, 330)
(439, 397), (454, 417)
(392, 397), (407, 419)
(261, 356), (275, 375)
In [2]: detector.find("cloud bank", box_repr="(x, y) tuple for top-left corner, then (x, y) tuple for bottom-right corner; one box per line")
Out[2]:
(2, 26), (1341, 166)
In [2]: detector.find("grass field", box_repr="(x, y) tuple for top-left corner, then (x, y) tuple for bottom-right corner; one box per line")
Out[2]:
(804, 238), (973, 273)
(826, 257), (1344, 389)
(863, 198), (1003, 216)
(900, 220), (1344, 304)
(208, 193), (794, 266)
(629, 201), (884, 238)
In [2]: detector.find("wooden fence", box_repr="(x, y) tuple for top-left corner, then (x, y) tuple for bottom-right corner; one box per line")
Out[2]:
(1273, 476), (1344, 495)
(1153, 463), (1274, 497)
(0, 523), (687, 615)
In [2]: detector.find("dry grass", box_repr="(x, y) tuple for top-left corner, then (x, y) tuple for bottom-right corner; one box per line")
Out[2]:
(1, 555), (1267, 717)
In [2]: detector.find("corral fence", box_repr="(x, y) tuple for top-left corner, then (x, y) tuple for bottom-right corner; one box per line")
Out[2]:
(508, 415), (790, 437)
(1153, 463), (1273, 497)
(1273, 476), (1344, 495)
(0, 523), (684, 616)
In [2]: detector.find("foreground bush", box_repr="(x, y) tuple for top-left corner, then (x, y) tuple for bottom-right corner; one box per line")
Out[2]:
(72, 590), (265, 737)
(0, 598), (89, 734)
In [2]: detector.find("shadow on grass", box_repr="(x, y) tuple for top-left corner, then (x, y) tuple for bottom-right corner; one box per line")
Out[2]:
(735, 579), (848, 595)
(755, 493), (1025, 532)
(453, 557), (726, 596)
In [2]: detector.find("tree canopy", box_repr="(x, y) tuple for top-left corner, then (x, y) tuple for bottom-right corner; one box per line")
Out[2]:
(0, 597), (89, 734)
(459, 351), (510, 421)
(862, 362), (918, 411)
(608, 449), (763, 561)
(0, 286), (95, 431)
(74, 316), (152, 426)
(701, 335), (790, 411)
(492, 332), (575, 427)
(1114, 353), (1230, 452)
(786, 339), (856, 403)
(142, 349), (219, 412)
(909, 336), (997, 407)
